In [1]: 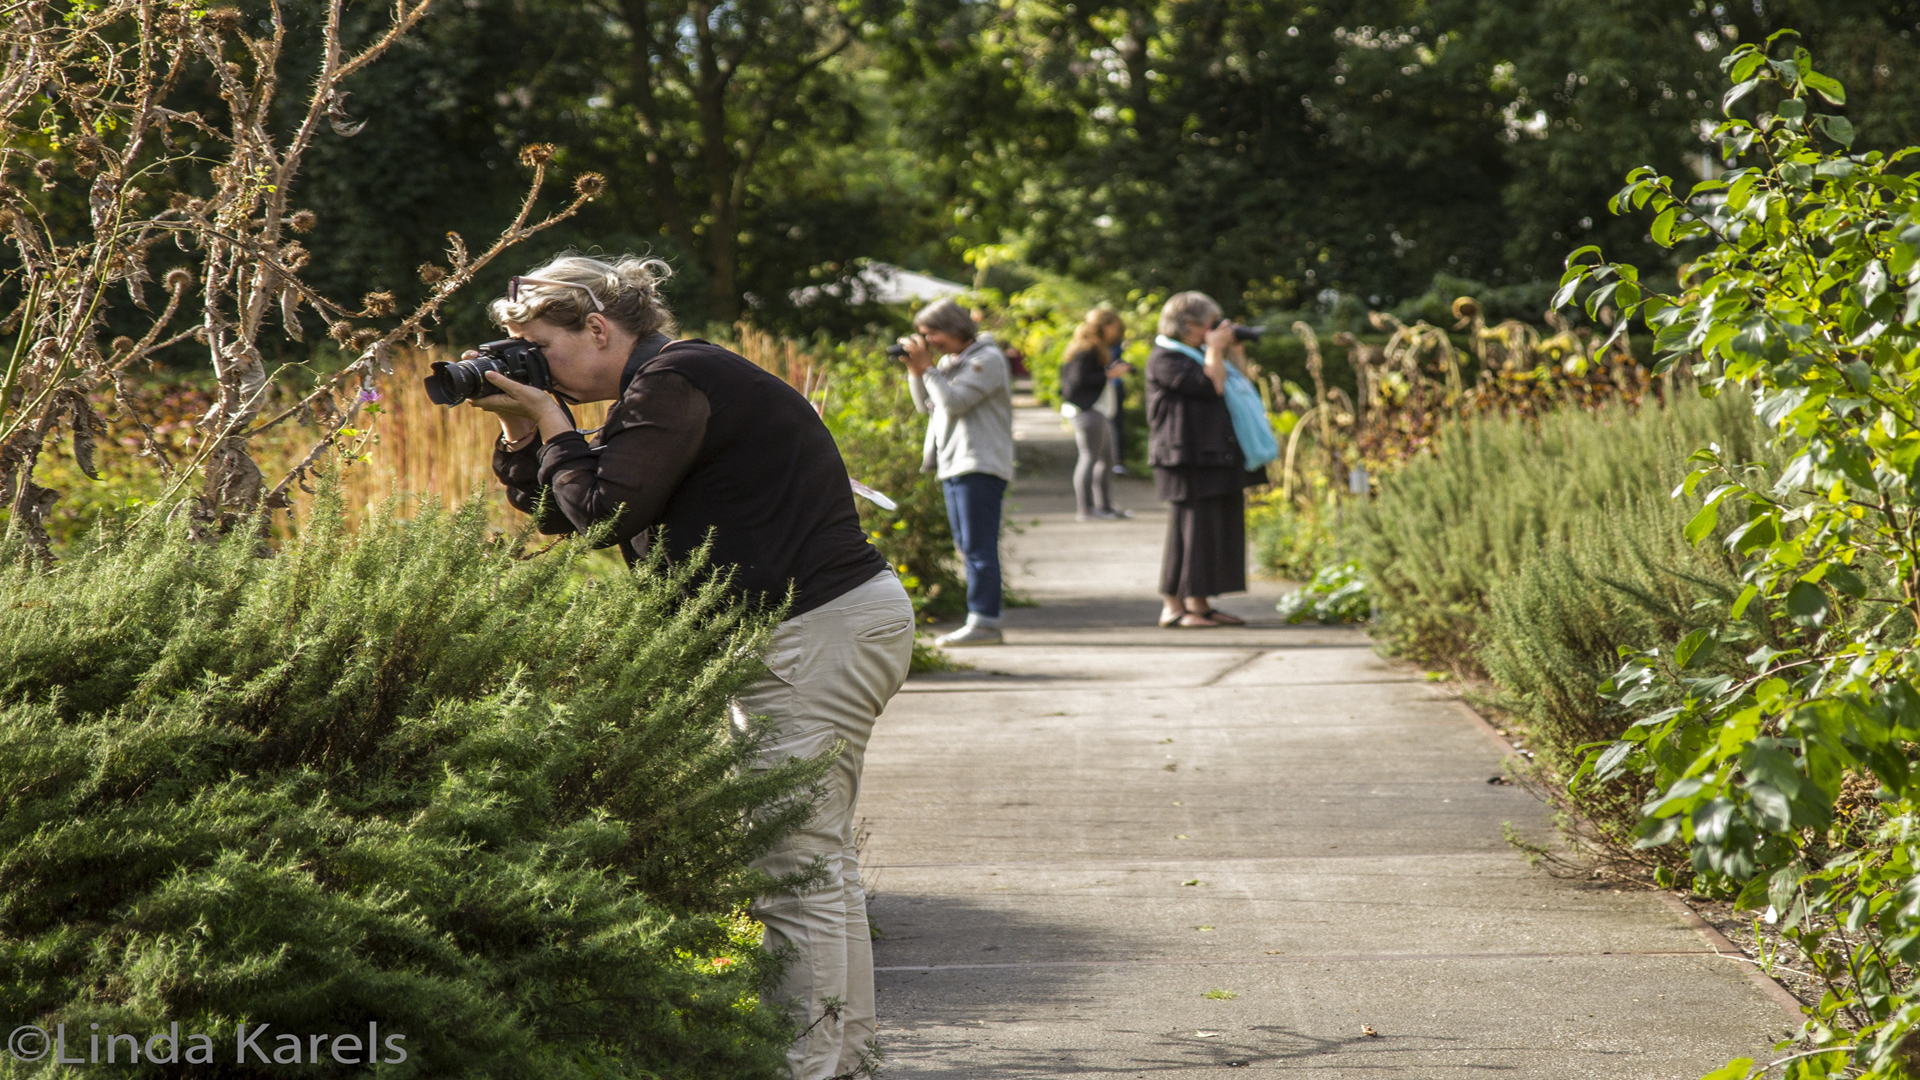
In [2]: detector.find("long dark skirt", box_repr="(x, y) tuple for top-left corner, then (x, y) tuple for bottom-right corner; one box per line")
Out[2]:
(1159, 492), (1246, 597)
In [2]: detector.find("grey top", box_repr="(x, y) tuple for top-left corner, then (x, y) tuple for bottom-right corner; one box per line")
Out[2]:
(909, 336), (1015, 482)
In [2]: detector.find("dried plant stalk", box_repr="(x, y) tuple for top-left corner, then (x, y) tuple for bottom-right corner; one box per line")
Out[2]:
(0, 0), (603, 553)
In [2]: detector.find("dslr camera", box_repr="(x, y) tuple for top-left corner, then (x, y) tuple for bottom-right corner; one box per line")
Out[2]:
(1214, 317), (1265, 342)
(885, 343), (909, 359)
(424, 338), (552, 406)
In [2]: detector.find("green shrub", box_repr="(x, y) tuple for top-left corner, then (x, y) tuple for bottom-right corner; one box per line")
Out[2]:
(1341, 390), (1774, 669)
(1248, 484), (1337, 581)
(1479, 494), (1756, 772)
(811, 340), (967, 624)
(1275, 561), (1370, 624)
(0, 488), (825, 1079)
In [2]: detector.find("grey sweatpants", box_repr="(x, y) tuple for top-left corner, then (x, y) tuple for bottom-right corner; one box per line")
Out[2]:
(1070, 409), (1116, 516)
(731, 571), (915, 1080)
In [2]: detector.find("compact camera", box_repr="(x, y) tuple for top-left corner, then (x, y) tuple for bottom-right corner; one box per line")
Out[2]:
(424, 338), (553, 406)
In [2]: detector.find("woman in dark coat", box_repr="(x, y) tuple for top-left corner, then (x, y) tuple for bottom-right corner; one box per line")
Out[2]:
(1145, 291), (1260, 628)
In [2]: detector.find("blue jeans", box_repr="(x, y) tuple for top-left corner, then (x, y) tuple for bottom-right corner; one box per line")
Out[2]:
(942, 473), (1006, 622)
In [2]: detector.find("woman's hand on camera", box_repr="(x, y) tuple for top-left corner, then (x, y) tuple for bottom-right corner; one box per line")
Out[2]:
(1203, 320), (1239, 354)
(897, 334), (934, 376)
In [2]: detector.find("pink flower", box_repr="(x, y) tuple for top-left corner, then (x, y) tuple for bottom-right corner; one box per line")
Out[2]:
(356, 388), (382, 404)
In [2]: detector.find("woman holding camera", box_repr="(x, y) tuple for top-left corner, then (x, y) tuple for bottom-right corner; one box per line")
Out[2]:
(472, 253), (911, 1080)
(897, 298), (1014, 648)
(1146, 291), (1260, 628)
(1058, 307), (1130, 520)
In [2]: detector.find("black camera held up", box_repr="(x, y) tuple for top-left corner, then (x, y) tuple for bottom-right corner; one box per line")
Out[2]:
(1213, 317), (1265, 342)
(884, 343), (909, 359)
(424, 338), (552, 406)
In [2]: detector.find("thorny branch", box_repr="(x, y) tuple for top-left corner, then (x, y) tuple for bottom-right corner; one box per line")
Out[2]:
(0, 0), (604, 554)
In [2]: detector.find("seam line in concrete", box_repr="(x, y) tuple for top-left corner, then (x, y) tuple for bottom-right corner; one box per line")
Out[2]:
(898, 678), (1429, 694)
(866, 852), (1509, 870)
(1199, 650), (1268, 686)
(876, 948), (1720, 973)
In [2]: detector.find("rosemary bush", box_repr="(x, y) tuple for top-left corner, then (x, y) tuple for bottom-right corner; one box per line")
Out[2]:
(1342, 390), (1771, 668)
(0, 488), (822, 1078)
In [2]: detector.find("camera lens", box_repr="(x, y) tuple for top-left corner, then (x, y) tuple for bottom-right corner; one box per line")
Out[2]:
(885, 344), (908, 358)
(1233, 325), (1265, 342)
(424, 356), (498, 406)
(424, 339), (550, 407)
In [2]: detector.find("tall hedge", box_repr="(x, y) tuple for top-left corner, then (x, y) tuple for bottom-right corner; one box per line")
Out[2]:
(0, 490), (824, 1079)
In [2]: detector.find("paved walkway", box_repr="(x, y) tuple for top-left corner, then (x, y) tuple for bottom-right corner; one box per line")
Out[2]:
(860, 403), (1797, 1077)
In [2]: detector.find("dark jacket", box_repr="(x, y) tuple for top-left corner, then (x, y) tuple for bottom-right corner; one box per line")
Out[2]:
(1146, 344), (1244, 470)
(494, 337), (889, 616)
(1059, 346), (1109, 411)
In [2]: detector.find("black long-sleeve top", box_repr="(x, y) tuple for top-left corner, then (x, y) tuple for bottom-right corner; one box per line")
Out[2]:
(1059, 346), (1110, 411)
(494, 337), (889, 616)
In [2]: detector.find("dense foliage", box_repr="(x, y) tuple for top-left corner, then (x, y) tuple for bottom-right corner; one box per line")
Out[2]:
(1563, 38), (1920, 1077)
(0, 489), (822, 1079)
(1344, 391), (1770, 666)
(58, 0), (1919, 346)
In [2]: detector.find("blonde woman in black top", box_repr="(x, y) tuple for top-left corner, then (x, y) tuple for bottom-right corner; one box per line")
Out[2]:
(1057, 307), (1131, 520)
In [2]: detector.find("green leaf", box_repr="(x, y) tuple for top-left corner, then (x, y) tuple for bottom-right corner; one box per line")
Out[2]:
(1551, 277), (1582, 310)
(1730, 52), (1767, 83)
(1674, 627), (1712, 670)
(1592, 740), (1637, 784)
(1730, 584), (1760, 619)
(1785, 580), (1829, 627)
(1723, 78), (1761, 114)
(1824, 563), (1866, 599)
(1802, 70), (1846, 105)
(1684, 503), (1719, 545)
(1817, 114), (1856, 148)
(1650, 207), (1679, 246)
(1859, 259), (1888, 308)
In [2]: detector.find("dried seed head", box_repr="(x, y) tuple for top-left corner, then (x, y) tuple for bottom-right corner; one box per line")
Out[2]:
(33, 159), (56, 180)
(574, 172), (606, 197)
(111, 336), (136, 355)
(361, 291), (396, 318)
(417, 262), (447, 285)
(186, 198), (206, 214)
(169, 192), (191, 210)
(155, 10), (186, 34)
(518, 143), (557, 168)
(280, 242), (309, 270)
(72, 159), (98, 179)
(72, 135), (103, 160)
(165, 267), (194, 291)
(328, 320), (355, 344)
(350, 328), (383, 350)
(223, 62), (242, 78)
(204, 7), (242, 33)
(288, 209), (317, 233)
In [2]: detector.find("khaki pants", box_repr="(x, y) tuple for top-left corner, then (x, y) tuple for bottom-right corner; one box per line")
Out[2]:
(731, 571), (915, 1080)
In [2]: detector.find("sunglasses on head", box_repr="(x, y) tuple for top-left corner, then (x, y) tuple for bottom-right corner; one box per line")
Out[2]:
(508, 275), (605, 312)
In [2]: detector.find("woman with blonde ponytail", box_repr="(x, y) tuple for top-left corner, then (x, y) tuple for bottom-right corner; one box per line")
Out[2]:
(472, 250), (913, 1080)
(1058, 307), (1130, 520)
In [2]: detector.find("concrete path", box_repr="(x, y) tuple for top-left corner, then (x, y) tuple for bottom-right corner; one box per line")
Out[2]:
(860, 402), (1798, 1077)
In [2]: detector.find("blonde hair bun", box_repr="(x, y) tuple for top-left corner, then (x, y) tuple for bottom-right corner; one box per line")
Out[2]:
(489, 252), (677, 339)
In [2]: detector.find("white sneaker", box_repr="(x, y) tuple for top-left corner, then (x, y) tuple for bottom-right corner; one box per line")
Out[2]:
(936, 624), (1004, 647)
